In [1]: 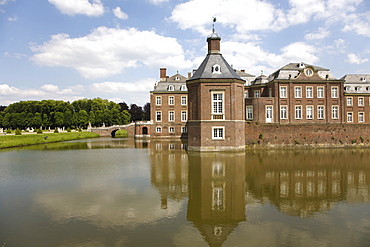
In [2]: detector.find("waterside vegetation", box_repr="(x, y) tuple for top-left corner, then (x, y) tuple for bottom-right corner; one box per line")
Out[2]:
(0, 132), (100, 149)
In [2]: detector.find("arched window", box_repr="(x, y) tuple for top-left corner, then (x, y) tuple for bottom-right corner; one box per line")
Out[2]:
(168, 85), (174, 91)
(212, 64), (222, 74)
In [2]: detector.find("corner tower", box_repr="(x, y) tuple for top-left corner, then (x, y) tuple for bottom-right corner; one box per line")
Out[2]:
(186, 31), (246, 151)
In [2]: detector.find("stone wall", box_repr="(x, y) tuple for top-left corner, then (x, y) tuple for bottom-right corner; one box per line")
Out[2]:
(245, 122), (370, 147)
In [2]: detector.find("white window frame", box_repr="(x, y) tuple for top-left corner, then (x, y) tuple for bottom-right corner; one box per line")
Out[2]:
(294, 86), (302, 98)
(181, 111), (187, 122)
(168, 96), (175, 105)
(156, 126), (162, 133)
(169, 111), (175, 122)
(280, 106), (287, 119)
(306, 106), (313, 119)
(331, 87), (338, 98)
(280, 86), (287, 98)
(332, 106), (339, 119)
(347, 112), (353, 122)
(254, 90), (260, 98)
(358, 97), (364, 106)
(306, 86), (313, 98)
(317, 87), (324, 98)
(181, 126), (187, 133)
(347, 97), (353, 106)
(180, 85), (187, 91)
(181, 96), (187, 105)
(156, 96), (161, 105)
(169, 126), (175, 133)
(246, 106), (253, 120)
(359, 112), (364, 123)
(156, 111), (162, 122)
(212, 127), (224, 140)
(295, 106), (302, 119)
(212, 91), (224, 120)
(318, 106), (325, 119)
(168, 85), (174, 91)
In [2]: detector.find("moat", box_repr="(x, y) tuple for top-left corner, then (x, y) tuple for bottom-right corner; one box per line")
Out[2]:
(1, 138), (369, 246)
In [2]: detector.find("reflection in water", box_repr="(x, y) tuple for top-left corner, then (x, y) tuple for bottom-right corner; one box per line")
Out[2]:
(0, 139), (370, 246)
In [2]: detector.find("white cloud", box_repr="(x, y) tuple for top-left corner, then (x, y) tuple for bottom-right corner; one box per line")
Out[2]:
(0, 0), (14, 5)
(112, 7), (128, 20)
(304, 27), (330, 40)
(346, 53), (368, 64)
(343, 12), (370, 37)
(148, 0), (169, 5)
(222, 41), (318, 76)
(40, 84), (60, 92)
(7, 16), (17, 21)
(30, 27), (193, 79)
(48, 0), (105, 17)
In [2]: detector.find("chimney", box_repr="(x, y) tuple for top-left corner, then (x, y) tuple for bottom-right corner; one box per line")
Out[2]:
(188, 72), (192, 79)
(160, 68), (167, 81)
(207, 34), (221, 55)
(241, 70), (245, 73)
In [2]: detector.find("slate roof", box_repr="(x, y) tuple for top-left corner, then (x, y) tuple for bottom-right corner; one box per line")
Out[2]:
(151, 73), (188, 92)
(341, 74), (370, 83)
(188, 54), (244, 81)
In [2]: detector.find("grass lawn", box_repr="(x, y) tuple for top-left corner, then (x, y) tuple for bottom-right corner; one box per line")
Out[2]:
(0, 132), (100, 149)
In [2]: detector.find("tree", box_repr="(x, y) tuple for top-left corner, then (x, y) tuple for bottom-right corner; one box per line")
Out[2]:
(77, 110), (89, 128)
(54, 112), (65, 128)
(129, 104), (143, 122)
(119, 101), (129, 111)
(143, 102), (150, 121)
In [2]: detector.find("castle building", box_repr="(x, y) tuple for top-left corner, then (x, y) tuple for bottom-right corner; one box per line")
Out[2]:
(149, 32), (370, 150)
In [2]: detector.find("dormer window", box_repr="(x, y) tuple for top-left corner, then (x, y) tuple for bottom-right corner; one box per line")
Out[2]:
(345, 86), (350, 91)
(175, 76), (180, 81)
(299, 62), (305, 68)
(361, 77), (367, 82)
(355, 86), (361, 92)
(168, 85), (174, 91)
(212, 64), (222, 74)
(304, 68), (313, 77)
(367, 86), (370, 91)
(180, 85), (187, 91)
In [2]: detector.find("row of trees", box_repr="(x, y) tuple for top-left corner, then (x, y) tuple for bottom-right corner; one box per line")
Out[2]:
(0, 98), (150, 130)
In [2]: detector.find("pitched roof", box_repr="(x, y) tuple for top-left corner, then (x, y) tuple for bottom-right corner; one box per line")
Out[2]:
(188, 54), (243, 81)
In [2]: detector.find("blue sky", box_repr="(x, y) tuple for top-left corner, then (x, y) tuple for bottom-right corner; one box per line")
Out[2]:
(1, 0), (369, 106)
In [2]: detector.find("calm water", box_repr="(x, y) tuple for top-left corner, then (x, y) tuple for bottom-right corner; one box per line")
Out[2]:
(0, 138), (370, 247)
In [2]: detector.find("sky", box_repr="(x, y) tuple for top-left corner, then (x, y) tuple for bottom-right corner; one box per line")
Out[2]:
(0, 0), (370, 106)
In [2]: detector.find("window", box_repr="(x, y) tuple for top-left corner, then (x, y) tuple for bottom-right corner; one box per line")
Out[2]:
(358, 97), (364, 106)
(169, 127), (175, 133)
(212, 64), (222, 74)
(356, 86), (361, 92)
(359, 112), (364, 123)
(156, 111), (161, 122)
(295, 106), (302, 119)
(169, 111), (175, 121)
(244, 91), (249, 98)
(168, 85), (174, 91)
(306, 87), (313, 98)
(212, 92), (224, 119)
(180, 85), (187, 91)
(304, 68), (313, 76)
(212, 185), (224, 210)
(156, 96), (161, 105)
(347, 112), (353, 122)
(269, 88), (272, 97)
(212, 127), (224, 140)
(156, 126), (162, 133)
(331, 87), (338, 98)
(306, 106), (313, 119)
(254, 90), (260, 98)
(181, 126), (187, 133)
(246, 106), (253, 120)
(295, 86), (302, 98)
(347, 97), (353, 106)
(181, 111), (187, 122)
(280, 106), (287, 119)
(212, 162), (224, 177)
(332, 106), (338, 119)
(280, 86), (287, 98)
(168, 96), (174, 105)
(181, 96), (187, 105)
(317, 87), (324, 98)
(318, 106), (324, 119)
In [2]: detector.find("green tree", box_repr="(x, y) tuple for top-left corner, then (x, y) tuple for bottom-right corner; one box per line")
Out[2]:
(77, 110), (89, 128)
(54, 112), (65, 127)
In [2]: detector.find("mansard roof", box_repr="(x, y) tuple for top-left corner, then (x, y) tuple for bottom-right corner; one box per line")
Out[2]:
(188, 54), (244, 81)
(341, 74), (370, 83)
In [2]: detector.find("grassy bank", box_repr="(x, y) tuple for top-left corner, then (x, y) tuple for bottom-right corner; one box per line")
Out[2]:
(0, 132), (100, 149)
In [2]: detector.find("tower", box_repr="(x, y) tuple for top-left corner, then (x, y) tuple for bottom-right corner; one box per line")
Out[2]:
(186, 30), (246, 151)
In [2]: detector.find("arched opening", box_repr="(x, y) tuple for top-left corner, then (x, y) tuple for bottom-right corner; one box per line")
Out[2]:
(142, 127), (148, 135)
(111, 129), (118, 138)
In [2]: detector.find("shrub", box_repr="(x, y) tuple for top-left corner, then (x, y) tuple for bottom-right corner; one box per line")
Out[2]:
(54, 129), (59, 133)
(15, 128), (22, 135)
(6, 129), (12, 134)
(36, 129), (43, 134)
(115, 129), (128, 138)
(66, 127), (71, 132)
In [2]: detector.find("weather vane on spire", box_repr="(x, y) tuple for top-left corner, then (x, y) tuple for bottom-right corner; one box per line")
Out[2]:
(212, 17), (217, 33)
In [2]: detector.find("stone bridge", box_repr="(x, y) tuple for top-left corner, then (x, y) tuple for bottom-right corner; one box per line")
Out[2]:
(89, 121), (151, 138)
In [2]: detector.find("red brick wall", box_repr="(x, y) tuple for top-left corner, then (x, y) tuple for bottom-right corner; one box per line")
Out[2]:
(245, 123), (370, 146)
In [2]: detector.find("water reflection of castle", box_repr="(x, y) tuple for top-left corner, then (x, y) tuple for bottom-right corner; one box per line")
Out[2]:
(149, 143), (370, 245)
